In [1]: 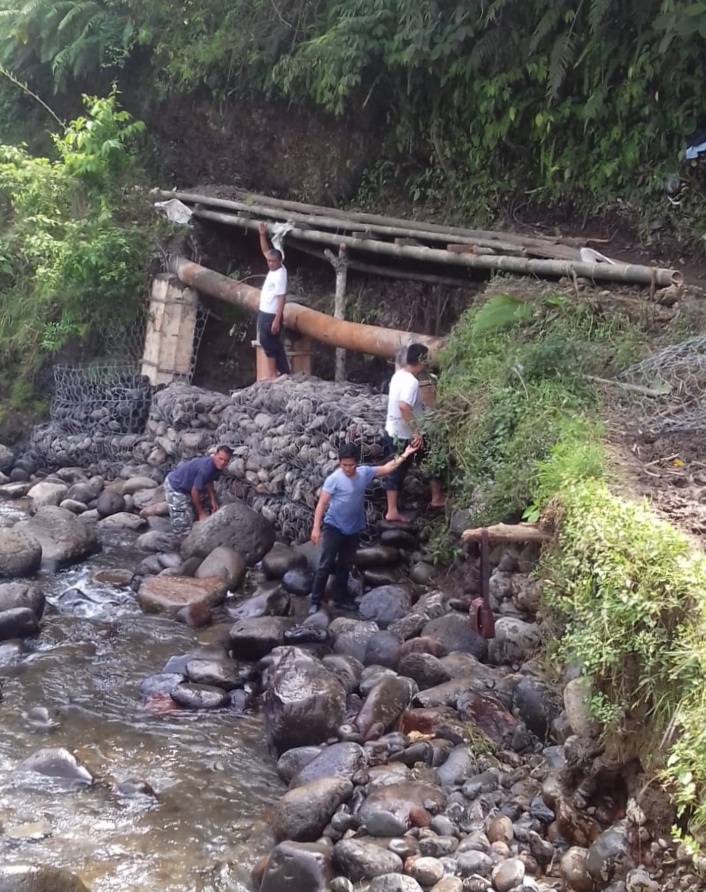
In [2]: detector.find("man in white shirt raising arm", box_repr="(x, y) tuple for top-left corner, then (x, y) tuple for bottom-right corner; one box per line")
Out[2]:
(257, 221), (291, 380)
(383, 342), (446, 523)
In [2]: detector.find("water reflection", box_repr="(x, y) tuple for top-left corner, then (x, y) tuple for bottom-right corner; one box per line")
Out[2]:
(0, 499), (281, 891)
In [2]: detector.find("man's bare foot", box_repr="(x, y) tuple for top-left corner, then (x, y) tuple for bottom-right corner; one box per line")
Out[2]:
(385, 513), (412, 524)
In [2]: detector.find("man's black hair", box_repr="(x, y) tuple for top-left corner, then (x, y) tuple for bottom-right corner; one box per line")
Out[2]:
(338, 442), (361, 462)
(215, 444), (233, 457)
(406, 343), (429, 366)
(268, 249), (283, 262)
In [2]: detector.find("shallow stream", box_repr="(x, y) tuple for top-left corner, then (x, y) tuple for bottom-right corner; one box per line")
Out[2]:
(0, 500), (281, 891)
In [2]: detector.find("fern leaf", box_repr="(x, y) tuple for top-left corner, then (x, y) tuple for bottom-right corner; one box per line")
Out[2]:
(529, 4), (563, 55)
(588, 0), (612, 33)
(468, 27), (503, 73)
(547, 30), (576, 101)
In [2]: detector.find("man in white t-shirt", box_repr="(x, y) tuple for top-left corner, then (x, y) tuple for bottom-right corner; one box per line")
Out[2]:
(257, 221), (291, 379)
(383, 342), (445, 523)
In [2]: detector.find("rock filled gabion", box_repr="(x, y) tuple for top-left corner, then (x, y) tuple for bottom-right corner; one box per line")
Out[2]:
(22, 377), (402, 542)
(216, 377), (389, 543)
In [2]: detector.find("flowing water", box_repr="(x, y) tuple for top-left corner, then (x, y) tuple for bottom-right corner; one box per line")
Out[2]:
(0, 500), (282, 891)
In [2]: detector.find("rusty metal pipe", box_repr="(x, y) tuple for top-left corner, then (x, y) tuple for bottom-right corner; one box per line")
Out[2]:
(169, 257), (447, 361)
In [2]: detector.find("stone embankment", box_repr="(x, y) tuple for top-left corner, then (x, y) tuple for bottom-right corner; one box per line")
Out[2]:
(0, 382), (700, 892)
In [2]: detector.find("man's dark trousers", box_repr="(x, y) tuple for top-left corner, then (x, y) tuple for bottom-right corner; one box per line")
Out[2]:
(311, 523), (359, 606)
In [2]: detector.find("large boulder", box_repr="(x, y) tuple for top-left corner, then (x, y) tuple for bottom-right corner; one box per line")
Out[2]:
(180, 502), (275, 565)
(358, 585), (413, 627)
(195, 546), (246, 590)
(260, 841), (333, 892)
(422, 613), (487, 660)
(272, 775), (353, 842)
(0, 582), (45, 620)
(15, 506), (101, 568)
(264, 647), (347, 754)
(0, 865), (89, 892)
(0, 528), (42, 578)
(28, 480), (68, 508)
(137, 575), (227, 617)
(0, 607), (40, 640)
(229, 616), (295, 660)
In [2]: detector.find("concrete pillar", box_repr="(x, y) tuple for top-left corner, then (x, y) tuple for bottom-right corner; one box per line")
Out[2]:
(141, 274), (199, 385)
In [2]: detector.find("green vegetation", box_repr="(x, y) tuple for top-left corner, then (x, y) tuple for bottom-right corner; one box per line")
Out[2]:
(433, 282), (706, 840)
(433, 284), (643, 522)
(1, 1), (705, 230)
(0, 90), (160, 394)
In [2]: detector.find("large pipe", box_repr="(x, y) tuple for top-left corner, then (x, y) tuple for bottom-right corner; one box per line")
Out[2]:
(192, 207), (683, 288)
(169, 257), (447, 360)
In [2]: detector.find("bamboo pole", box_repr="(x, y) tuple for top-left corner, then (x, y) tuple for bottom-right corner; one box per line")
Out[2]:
(292, 242), (477, 288)
(168, 256), (446, 361)
(192, 207), (683, 288)
(461, 523), (552, 544)
(154, 189), (581, 260)
(324, 245), (350, 382)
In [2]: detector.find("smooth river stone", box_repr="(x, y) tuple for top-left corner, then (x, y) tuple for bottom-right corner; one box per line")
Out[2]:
(170, 683), (230, 709)
(185, 658), (241, 690)
(356, 675), (417, 736)
(358, 782), (448, 825)
(271, 776), (353, 842)
(0, 582), (45, 620)
(260, 840), (333, 892)
(20, 747), (93, 784)
(0, 607), (40, 640)
(137, 574), (227, 617)
(0, 865), (90, 892)
(333, 839), (403, 882)
(291, 741), (365, 788)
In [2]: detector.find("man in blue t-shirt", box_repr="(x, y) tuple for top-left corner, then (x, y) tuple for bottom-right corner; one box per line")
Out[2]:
(164, 445), (233, 535)
(309, 440), (418, 614)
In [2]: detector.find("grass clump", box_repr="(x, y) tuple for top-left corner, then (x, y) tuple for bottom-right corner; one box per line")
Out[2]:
(540, 478), (706, 839)
(433, 283), (644, 523)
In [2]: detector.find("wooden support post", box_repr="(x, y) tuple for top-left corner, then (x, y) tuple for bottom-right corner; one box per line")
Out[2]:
(324, 244), (350, 382)
(141, 274), (199, 385)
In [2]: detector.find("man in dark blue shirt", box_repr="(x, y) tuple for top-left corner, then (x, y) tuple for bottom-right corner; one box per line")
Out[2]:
(164, 445), (233, 535)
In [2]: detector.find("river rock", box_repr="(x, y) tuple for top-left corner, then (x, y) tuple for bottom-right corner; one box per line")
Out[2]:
(322, 654), (363, 694)
(98, 512), (147, 530)
(428, 880), (463, 892)
(229, 616), (295, 659)
(408, 857), (445, 887)
(0, 607), (40, 640)
(228, 583), (290, 619)
(364, 630), (403, 668)
(20, 747), (92, 783)
(333, 839), (404, 882)
(435, 744), (476, 787)
(260, 840), (333, 892)
(563, 677), (594, 736)
(0, 865), (90, 892)
(139, 673), (185, 696)
(355, 545), (401, 569)
(0, 442), (14, 472)
(65, 481), (99, 503)
(291, 741), (365, 788)
(16, 506), (101, 568)
(487, 617), (543, 665)
(137, 530), (181, 552)
(491, 858), (525, 892)
(560, 847), (591, 892)
(358, 782), (448, 825)
(369, 875), (424, 892)
(265, 647), (347, 753)
(195, 546), (246, 589)
(364, 567), (402, 587)
(262, 542), (308, 579)
(137, 575), (227, 617)
(121, 475), (159, 495)
(282, 566), (315, 596)
(277, 746), (323, 784)
(512, 677), (562, 740)
(413, 677), (488, 709)
(185, 657), (241, 690)
(96, 489), (126, 517)
(422, 613), (487, 660)
(181, 502), (275, 565)
(586, 822), (635, 886)
(170, 683), (231, 709)
(409, 561), (436, 586)
(389, 613), (428, 640)
(28, 480), (68, 507)
(272, 775), (353, 841)
(356, 675), (417, 736)
(397, 652), (450, 689)
(0, 582), (45, 620)
(334, 621), (381, 663)
(0, 527), (42, 578)
(59, 498), (87, 514)
(456, 689), (517, 747)
(359, 585), (412, 627)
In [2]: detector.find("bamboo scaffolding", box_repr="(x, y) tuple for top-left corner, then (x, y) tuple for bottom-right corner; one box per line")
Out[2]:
(189, 206), (683, 288)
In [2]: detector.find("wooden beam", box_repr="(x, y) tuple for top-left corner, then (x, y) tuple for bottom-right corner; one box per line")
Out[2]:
(461, 523), (552, 544)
